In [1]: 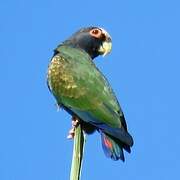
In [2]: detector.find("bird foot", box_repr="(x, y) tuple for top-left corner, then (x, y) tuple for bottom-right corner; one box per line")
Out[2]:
(67, 116), (79, 139)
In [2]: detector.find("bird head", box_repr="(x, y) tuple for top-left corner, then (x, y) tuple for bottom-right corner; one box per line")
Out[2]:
(58, 27), (112, 59)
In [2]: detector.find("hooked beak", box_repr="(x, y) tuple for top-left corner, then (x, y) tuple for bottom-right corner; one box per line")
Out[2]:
(98, 28), (112, 56)
(99, 41), (112, 57)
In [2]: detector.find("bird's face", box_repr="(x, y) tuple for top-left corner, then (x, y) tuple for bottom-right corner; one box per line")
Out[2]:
(62, 27), (112, 59)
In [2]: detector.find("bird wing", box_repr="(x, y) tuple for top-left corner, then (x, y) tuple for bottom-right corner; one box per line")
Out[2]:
(48, 46), (133, 146)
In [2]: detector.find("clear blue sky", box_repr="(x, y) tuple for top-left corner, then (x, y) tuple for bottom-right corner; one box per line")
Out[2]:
(1, 0), (180, 179)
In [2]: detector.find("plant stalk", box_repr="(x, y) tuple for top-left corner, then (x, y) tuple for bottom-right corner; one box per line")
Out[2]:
(70, 123), (85, 180)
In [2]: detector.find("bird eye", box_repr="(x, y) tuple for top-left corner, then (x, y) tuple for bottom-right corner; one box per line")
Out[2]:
(92, 29), (100, 34)
(89, 28), (102, 38)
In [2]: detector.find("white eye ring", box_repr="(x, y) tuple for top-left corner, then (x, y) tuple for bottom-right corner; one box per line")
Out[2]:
(89, 29), (102, 38)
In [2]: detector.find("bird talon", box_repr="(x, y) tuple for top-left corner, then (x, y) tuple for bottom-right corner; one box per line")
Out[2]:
(72, 119), (79, 127)
(67, 127), (75, 139)
(67, 116), (80, 139)
(69, 128), (75, 134)
(67, 134), (74, 139)
(72, 116), (79, 127)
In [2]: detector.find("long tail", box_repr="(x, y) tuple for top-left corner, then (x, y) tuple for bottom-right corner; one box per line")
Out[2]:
(100, 131), (131, 161)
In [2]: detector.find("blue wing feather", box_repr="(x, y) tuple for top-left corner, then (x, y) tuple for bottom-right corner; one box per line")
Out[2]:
(71, 108), (133, 146)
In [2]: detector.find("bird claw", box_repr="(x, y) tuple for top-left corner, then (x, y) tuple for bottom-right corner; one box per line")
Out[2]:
(72, 119), (79, 126)
(67, 127), (75, 139)
(67, 116), (79, 139)
(67, 132), (74, 139)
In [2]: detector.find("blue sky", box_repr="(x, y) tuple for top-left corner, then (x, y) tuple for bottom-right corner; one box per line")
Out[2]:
(1, 0), (180, 179)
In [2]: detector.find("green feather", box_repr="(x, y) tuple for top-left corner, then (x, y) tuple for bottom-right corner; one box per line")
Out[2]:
(48, 45), (124, 129)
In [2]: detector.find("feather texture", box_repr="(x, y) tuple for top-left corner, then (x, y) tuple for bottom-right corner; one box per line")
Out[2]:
(47, 45), (133, 161)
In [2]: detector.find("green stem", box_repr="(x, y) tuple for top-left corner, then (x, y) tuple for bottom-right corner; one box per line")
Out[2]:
(70, 123), (85, 180)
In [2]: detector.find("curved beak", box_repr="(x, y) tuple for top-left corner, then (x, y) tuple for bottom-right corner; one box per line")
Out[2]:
(98, 28), (112, 57)
(99, 40), (112, 57)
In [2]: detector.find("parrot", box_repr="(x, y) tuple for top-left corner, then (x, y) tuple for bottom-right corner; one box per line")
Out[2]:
(47, 26), (133, 161)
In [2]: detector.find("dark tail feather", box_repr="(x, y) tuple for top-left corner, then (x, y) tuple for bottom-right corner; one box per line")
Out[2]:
(100, 131), (126, 161)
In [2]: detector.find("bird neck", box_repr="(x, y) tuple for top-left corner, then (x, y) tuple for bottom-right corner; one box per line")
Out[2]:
(53, 45), (93, 63)
(54, 41), (98, 59)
